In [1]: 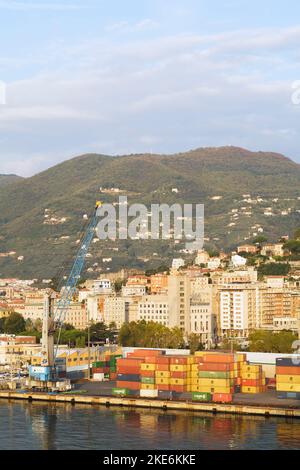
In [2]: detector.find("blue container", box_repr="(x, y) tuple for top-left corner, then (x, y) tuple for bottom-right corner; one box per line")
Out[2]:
(117, 374), (140, 382)
(276, 392), (288, 399)
(286, 392), (300, 399)
(276, 358), (300, 367)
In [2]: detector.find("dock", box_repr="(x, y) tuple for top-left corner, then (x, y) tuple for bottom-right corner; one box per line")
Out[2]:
(0, 390), (300, 418)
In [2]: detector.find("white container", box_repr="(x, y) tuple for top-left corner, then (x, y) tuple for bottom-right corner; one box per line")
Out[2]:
(93, 373), (105, 381)
(140, 389), (158, 398)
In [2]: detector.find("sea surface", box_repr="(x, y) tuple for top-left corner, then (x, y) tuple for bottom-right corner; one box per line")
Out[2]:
(0, 400), (300, 450)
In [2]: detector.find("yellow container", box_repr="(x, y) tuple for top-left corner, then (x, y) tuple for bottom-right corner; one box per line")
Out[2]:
(194, 351), (205, 357)
(191, 364), (200, 371)
(241, 364), (261, 373)
(155, 371), (170, 378)
(170, 364), (188, 372)
(237, 353), (247, 362)
(190, 371), (199, 378)
(277, 383), (300, 392)
(141, 383), (156, 390)
(194, 386), (232, 394)
(241, 386), (261, 394)
(156, 377), (170, 385)
(170, 378), (187, 386)
(241, 372), (261, 380)
(197, 378), (232, 387)
(277, 375), (300, 384)
(141, 363), (156, 371)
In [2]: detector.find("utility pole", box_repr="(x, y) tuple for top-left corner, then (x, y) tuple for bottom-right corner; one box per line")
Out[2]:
(87, 307), (91, 380)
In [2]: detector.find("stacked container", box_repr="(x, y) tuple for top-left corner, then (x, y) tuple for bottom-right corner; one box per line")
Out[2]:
(115, 357), (143, 393)
(192, 353), (236, 403)
(169, 356), (189, 393)
(155, 356), (171, 395)
(276, 357), (300, 399)
(240, 363), (266, 393)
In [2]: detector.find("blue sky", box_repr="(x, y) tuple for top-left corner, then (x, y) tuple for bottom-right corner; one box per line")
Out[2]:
(0, 0), (300, 175)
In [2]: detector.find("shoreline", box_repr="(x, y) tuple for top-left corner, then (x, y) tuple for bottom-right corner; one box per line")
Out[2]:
(0, 391), (299, 419)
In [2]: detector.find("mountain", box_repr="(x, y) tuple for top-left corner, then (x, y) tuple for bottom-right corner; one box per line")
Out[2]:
(0, 146), (300, 279)
(0, 174), (23, 187)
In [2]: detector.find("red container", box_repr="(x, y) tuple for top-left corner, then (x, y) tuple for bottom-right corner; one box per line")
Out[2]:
(212, 393), (233, 403)
(242, 379), (261, 387)
(169, 385), (186, 393)
(156, 357), (171, 365)
(92, 367), (105, 373)
(170, 371), (188, 379)
(198, 363), (234, 372)
(155, 364), (170, 371)
(117, 366), (141, 375)
(140, 370), (156, 377)
(157, 384), (170, 391)
(116, 381), (141, 390)
(110, 373), (117, 380)
(170, 357), (188, 365)
(143, 356), (157, 364)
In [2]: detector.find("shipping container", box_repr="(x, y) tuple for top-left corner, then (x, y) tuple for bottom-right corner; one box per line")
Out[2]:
(192, 392), (211, 402)
(140, 389), (158, 398)
(117, 373), (140, 382)
(202, 353), (235, 364)
(116, 381), (141, 390)
(276, 366), (300, 375)
(277, 374), (300, 384)
(276, 357), (300, 367)
(198, 371), (231, 379)
(112, 387), (130, 396)
(212, 393), (233, 403)
(198, 363), (234, 372)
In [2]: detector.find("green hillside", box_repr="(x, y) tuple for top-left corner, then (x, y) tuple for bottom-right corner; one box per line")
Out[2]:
(0, 146), (300, 279)
(0, 174), (23, 188)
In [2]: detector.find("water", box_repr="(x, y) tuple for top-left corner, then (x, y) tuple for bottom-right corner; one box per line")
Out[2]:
(0, 400), (300, 450)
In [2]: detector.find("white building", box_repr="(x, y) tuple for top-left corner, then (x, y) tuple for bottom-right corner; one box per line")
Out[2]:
(103, 296), (129, 329)
(122, 285), (146, 297)
(137, 295), (169, 326)
(172, 258), (185, 270)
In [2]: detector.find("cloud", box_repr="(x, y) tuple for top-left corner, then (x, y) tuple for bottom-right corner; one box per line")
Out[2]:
(1, 25), (300, 175)
(105, 19), (160, 34)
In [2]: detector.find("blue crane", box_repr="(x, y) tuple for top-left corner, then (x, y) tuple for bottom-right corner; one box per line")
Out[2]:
(29, 201), (101, 384)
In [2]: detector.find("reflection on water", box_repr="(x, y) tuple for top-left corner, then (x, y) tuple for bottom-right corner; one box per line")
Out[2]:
(0, 400), (300, 450)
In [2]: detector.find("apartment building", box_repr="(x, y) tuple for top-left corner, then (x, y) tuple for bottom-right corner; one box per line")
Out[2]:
(150, 273), (168, 294)
(103, 296), (129, 329)
(137, 295), (169, 326)
(168, 274), (191, 332)
(219, 285), (259, 338)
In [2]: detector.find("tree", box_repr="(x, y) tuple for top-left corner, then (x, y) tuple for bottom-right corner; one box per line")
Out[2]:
(248, 330), (297, 353)
(187, 333), (203, 354)
(253, 235), (268, 245)
(258, 262), (290, 276)
(4, 312), (26, 334)
(118, 321), (185, 349)
(33, 318), (43, 332)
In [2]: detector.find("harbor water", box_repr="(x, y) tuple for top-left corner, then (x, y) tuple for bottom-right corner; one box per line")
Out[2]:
(1, 400), (300, 450)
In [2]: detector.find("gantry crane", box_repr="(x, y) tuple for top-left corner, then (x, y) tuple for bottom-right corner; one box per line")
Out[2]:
(28, 201), (102, 390)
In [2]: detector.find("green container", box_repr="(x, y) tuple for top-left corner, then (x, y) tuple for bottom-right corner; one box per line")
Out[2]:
(141, 377), (155, 384)
(93, 361), (106, 368)
(112, 387), (129, 397)
(198, 371), (230, 379)
(192, 392), (212, 402)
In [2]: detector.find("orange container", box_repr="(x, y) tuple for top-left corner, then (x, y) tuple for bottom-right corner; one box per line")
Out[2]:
(203, 354), (235, 364)
(198, 363), (234, 372)
(276, 366), (300, 375)
(212, 393), (233, 403)
(117, 358), (144, 368)
(116, 381), (141, 390)
(170, 357), (188, 365)
(144, 356), (157, 364)
(110, 373), (117, 380)
(236, 377), (242, 386)
(128, 349), (162, 357)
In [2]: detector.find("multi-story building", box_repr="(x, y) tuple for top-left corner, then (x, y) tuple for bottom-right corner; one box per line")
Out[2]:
(168, 274), (191, 332)
(150, 273), (168, 294)
(137, 295), (169, 326)
(103, 296), (129, 329)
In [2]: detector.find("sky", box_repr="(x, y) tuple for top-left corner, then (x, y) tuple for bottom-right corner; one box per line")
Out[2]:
(0, 0), (300, 176)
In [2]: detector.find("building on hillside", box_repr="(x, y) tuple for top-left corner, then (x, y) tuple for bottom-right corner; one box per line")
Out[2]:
(195, 250), (210, 265)
(171, 258), (185, 270)
(168, 274), (191, 332)
(149, 273), (168, 294)
(261, 243), (284, 257)
(237, 244), (258, 254)
(103, 296), (130, 329)
(137, 295), (169, 326)
(122, 285), (146, 297)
